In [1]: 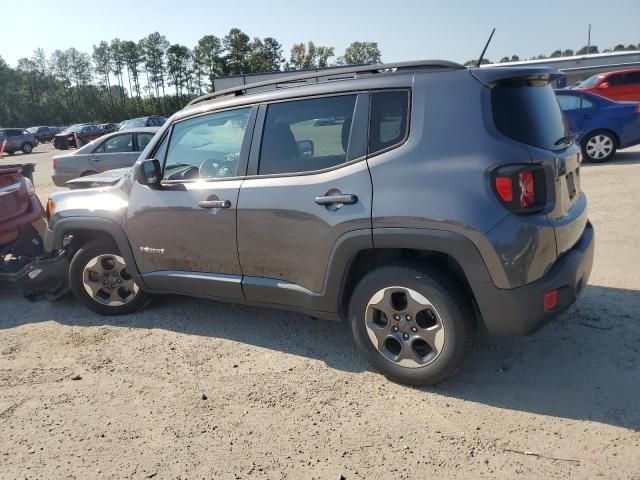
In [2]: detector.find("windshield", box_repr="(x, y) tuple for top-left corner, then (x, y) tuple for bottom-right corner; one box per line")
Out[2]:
(124, 119), (147, 128)
(27, 127), (38, 133)
(578, 75), (604, 88)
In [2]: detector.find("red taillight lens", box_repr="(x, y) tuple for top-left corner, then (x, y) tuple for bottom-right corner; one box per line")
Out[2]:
(492, 165), (546, 213)
(495, 177), (513, 202)
(518, 171), (535, 208)
(544, 289), (558, 311)
(634, 105), (640, 113)
(52, 158), (57, 170)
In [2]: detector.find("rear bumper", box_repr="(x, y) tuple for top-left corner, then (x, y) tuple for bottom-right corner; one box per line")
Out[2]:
(474, 221), (594, 335)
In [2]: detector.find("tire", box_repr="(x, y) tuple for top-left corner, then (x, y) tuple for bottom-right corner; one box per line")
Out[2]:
(69, 238), (151, 315)
(7, 150), (15, 155)
(581, 130), (617, 163)
(21, 142), (33, 154)
(349, 265), (476, 386)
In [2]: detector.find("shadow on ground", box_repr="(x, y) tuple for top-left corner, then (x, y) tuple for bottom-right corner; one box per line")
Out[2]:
(1, 283), (638, 430)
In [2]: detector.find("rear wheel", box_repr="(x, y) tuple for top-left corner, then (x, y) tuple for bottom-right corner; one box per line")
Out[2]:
(21, 142), (33, 154)
(69, 239), (151, 315)
(581, 130), (617, 163)
(349, 265), (476, 386)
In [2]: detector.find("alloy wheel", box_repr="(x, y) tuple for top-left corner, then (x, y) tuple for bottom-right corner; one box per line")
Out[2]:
(586, 134), (613, 160)
(82, 254), (139, 306)
(365, 286), (445, 368)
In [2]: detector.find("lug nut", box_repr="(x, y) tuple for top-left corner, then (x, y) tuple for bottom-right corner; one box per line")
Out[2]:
(406, 314), (412, 321)
(411, 326), (417, 332)
(403, 333), (410, 340)
(392, 326), (398, 332)
(393, 314), (401, 321)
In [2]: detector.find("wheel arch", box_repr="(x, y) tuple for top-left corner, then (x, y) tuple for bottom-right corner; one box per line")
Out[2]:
(45, 217), (145, 287)
(328, 228), (495, 323)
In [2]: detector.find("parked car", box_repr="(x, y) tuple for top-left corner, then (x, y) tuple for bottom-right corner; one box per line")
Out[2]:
(43, 61), (593, 386)
(0, 128), (38, 154)
(27, 126), (60, 143)
(574, 67), (640, 102)
(51, 127), (160, 187)
(99, 123), (118, 134)
(0, 167), (45, 255)
(556, 89), (640, 162)
(119, 116), (166, 130)
(53, 124), (104, 150)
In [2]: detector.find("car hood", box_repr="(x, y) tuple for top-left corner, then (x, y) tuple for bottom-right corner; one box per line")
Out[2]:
(64, 168), (132, 187)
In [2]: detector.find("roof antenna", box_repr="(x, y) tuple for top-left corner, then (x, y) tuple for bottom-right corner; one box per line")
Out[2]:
(476, 28), (496, 67)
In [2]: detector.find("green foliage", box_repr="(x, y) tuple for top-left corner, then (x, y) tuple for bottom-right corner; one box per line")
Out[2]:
(289, 41), (335, 70)
(338, 42), (382, 65)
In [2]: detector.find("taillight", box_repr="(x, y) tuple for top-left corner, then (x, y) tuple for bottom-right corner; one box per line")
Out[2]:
(52, 158), (57, 170)
(492, 165), (546, 213)
(635, 105), (640, 113)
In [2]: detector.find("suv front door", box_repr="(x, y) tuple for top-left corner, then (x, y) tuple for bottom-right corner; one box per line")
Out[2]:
(236, 94), (372, 309)
(125, 106), (257, 301)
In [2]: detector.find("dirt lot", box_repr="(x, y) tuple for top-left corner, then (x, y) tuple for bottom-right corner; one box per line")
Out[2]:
(1, 144), (639, 479)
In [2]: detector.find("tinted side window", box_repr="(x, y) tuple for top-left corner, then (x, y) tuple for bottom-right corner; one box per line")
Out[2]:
(625, 72), (640, 84)
(609, 74), (623, 87)
(369, 91), (409, 155)
(163, 107), (251, 180)
(259, 95), (357, 175)
(557, 95), (581, 111)
(492, 82), (567, 151)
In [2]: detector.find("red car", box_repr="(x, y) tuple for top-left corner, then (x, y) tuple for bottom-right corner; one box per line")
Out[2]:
(575, 68), (640, 102)
(0, 167), (45, 251)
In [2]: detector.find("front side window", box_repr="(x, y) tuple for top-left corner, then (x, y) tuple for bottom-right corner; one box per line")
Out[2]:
(94, 134), (133, 153)
(259, 95), (357, 175)
(609, 74), (623, 87)
(163, 107), (251, 181)
(578, 75), (603, 88)
(369, 91), (410, 154)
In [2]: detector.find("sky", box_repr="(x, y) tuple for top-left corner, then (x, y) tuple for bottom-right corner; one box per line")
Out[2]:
(1, 0), (638, 68)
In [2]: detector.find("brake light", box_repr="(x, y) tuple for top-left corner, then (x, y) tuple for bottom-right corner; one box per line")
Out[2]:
(492, 165), (546, 213)
(635, 105), (640, 113)
(495, 177), (513, 202)
(52, 158), (57, 170)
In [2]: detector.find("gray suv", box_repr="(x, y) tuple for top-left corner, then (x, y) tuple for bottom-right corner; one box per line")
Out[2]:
(0, 128), (38, 154)
(43, 61), (594, 385)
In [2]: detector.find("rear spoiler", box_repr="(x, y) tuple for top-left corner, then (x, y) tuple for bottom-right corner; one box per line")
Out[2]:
(469, 66), (563, 87)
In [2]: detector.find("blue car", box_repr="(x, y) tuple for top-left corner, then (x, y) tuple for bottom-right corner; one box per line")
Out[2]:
(556, 89), (640, 162)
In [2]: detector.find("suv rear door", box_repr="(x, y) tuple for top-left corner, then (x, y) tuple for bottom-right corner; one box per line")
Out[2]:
(236, 93), (372, 305)
(125, 106), (257, 301)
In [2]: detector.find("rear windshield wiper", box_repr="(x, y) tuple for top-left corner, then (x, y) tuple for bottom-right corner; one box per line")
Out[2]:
(554, 132), (579, 147)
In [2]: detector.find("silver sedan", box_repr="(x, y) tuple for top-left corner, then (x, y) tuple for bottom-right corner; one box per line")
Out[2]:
(51, 127), (160, 187)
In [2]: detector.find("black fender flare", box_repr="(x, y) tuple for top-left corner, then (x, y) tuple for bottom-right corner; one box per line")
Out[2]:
(44, 216), (146, 288)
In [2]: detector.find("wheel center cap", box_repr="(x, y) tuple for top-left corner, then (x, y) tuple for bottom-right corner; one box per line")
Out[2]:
(397, 318), (413, 333)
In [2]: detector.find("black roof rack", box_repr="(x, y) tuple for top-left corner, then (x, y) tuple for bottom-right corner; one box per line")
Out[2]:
(188, 60), (465, 106)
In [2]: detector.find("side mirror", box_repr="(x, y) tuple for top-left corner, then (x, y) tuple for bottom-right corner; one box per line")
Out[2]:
(598, 82), (609, 89)
(297, 140), (314, 158)
(135, 159), (162, 188)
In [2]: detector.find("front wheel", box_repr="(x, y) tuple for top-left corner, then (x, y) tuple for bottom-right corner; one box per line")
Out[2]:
(349, 266), (476, 386)
(581, 130), (617, 163)
(69, 239), (151, 315)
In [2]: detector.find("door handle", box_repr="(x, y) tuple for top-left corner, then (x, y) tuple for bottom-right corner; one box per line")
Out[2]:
(314, 194), (358, 205)
(198, 199), (231, 209)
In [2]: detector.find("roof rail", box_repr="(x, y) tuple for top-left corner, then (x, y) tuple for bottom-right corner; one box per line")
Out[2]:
(188, 60), (465, 106)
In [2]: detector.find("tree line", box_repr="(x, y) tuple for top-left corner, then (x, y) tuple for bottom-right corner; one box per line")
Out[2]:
(0, 29), (382, 128)
(464, 41), (640, 65)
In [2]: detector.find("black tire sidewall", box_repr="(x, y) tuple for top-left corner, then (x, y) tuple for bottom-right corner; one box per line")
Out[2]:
(349, 266), (475, 386)
(22, 143), (32, 154)
(581, 130), (617, 163)
(69, 239), (150, 316)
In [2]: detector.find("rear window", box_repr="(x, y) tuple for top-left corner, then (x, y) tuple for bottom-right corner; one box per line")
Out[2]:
(492, 82), (567, 151)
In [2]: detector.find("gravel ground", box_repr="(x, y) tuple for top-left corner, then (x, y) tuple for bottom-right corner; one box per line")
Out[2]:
(1, 144), (639, 479)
